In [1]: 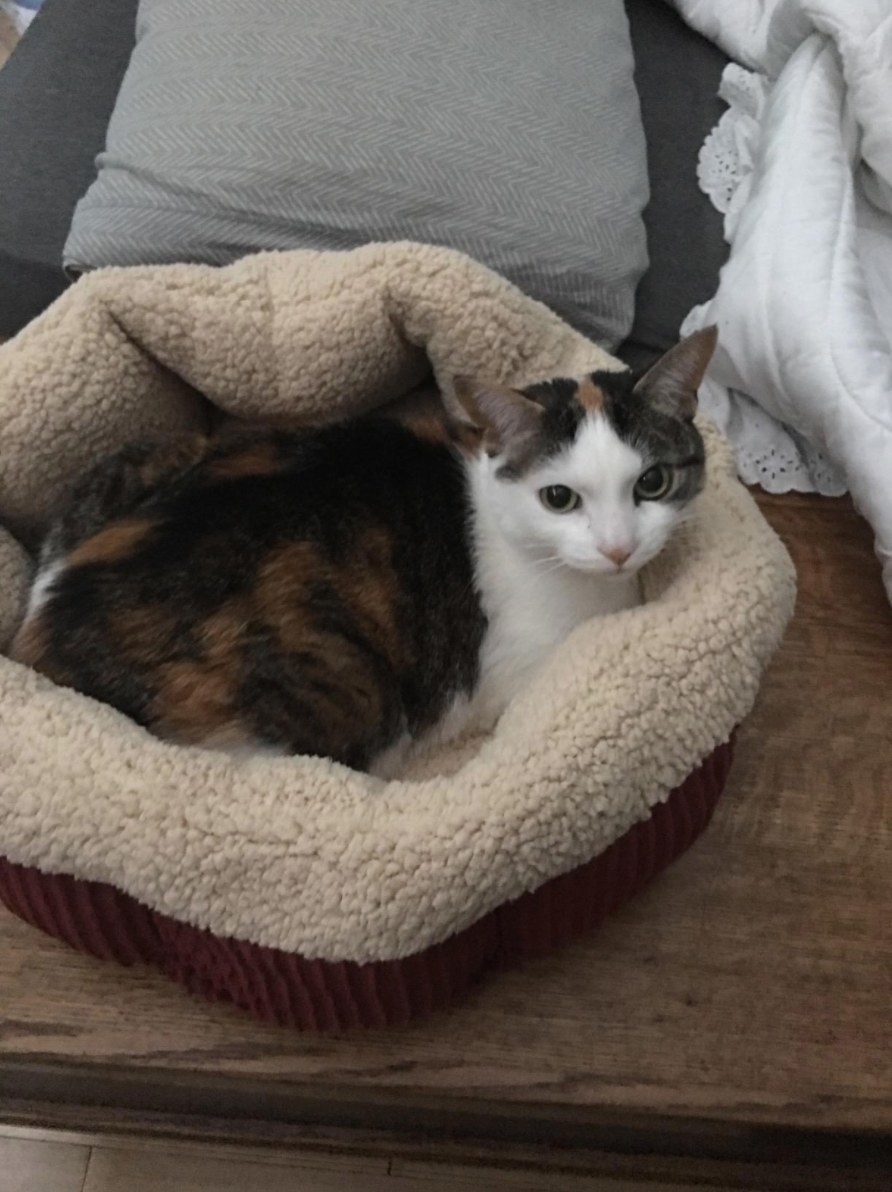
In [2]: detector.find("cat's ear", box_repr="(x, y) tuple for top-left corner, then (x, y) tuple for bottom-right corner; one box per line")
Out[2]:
(633, 326), (718, 420)
(451, 377), (544, 456)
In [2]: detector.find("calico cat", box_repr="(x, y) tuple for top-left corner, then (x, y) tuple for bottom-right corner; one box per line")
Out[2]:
(11, 327), (717, 774)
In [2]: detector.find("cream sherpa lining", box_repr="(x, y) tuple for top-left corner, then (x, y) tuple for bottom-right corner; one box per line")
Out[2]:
(0, 243), (795, 964)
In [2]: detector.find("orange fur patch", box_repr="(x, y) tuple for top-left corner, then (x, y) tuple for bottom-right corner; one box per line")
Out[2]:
(208, 441), (283, 480)
(150, 660), (244, 746)
(198, 602), (250, 663)
(384, 386), (482, 453)
(9, 614), (76, 692)
(401, 407), (453, 446)
(110, 604), (176, 662)
(254, 537), (396, 735)
(332, 527), (405, 666)
(66, 518), (156, 568)
(575, 378), (605, 412)
(148, 600), (251, 744)
(255, 542), (320, 651)
(9, 613), (48, 668)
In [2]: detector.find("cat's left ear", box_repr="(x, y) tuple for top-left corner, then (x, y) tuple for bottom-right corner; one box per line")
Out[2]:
(451, 376), (544, 457)
(633, 326), (718, 420)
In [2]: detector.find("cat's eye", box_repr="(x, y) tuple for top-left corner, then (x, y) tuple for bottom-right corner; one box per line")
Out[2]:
(634, 465), (674, 501)
(539, 485), (581, 513)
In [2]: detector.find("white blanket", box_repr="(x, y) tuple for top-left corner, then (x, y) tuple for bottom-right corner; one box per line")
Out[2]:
(0, 1), (42, 35)
(668, 0), (892, 605)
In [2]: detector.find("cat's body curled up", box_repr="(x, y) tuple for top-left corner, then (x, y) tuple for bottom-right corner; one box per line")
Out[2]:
(12, 329), (716, 775)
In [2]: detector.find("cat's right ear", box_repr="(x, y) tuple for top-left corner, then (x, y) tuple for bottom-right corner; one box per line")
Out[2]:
(633, 326), (718, 420)
(451, 377), (544, 457)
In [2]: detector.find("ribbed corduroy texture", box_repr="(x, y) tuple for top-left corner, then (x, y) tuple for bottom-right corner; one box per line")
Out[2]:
(0, 740), (731, 1030)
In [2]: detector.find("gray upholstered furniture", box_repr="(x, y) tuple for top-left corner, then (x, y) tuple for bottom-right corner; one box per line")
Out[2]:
(0, 0), (729, 362)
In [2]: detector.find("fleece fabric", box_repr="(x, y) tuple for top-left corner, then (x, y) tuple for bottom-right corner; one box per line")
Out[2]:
(0, 243), (795, 963)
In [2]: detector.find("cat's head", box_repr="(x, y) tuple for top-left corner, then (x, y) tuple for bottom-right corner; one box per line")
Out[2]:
(452, 327), (717, 577)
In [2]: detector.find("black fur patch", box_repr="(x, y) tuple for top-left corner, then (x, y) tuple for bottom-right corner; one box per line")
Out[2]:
(18, 420), (487, 770)
(515, 369), (705, 504)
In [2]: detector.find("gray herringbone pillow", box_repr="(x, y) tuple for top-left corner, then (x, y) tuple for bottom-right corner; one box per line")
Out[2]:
(64, 0), (648, 348)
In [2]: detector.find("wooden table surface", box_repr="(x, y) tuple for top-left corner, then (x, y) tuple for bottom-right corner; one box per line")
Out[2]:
(2, 491), (891, 1190)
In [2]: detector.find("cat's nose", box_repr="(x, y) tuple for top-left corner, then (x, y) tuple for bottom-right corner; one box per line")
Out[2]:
(599, 543), (633, 568)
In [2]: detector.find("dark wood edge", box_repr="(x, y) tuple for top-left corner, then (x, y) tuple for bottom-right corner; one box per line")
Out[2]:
(1, 1060), (889, 1190)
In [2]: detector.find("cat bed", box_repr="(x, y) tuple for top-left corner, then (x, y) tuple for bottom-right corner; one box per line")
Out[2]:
(0, 243), (795, 1029)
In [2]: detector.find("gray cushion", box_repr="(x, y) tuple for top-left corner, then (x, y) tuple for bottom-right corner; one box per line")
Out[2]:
(0, 0), (729, 350)
(63, 0), (648, 349)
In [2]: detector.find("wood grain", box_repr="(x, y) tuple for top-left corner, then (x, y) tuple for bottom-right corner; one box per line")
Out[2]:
(82, 1147), (390, 1192)
(0, 1128), (727, 1192)
(1, 490), (891, 1186)
(80, 1146), (716, 1192)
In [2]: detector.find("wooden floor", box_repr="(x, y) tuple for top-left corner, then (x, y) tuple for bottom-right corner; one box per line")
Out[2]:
(1, 489), (891, 1190)
(4, 1126), (650, 1192)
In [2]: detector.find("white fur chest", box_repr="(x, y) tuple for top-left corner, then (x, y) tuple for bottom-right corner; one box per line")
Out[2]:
(468, 503), (640, 730)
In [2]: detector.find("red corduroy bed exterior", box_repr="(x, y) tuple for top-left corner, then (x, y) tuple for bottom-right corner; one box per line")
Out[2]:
(0, 740), (731, 1031)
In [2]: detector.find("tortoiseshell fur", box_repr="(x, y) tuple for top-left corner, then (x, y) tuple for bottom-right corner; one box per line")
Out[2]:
(12, 331), (714, 771)
(13, 418), (488, 769)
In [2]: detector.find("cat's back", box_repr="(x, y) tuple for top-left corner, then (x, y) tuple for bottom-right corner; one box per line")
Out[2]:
(12, 418), (484, 765)
(153, 416), (466, 533)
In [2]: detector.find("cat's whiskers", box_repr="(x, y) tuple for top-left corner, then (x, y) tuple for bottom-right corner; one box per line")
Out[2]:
(515, 541), (567, 569)
(667, 507), (701, 546)
(523, 552), (567, 576)
(528, 561), (571, 580)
